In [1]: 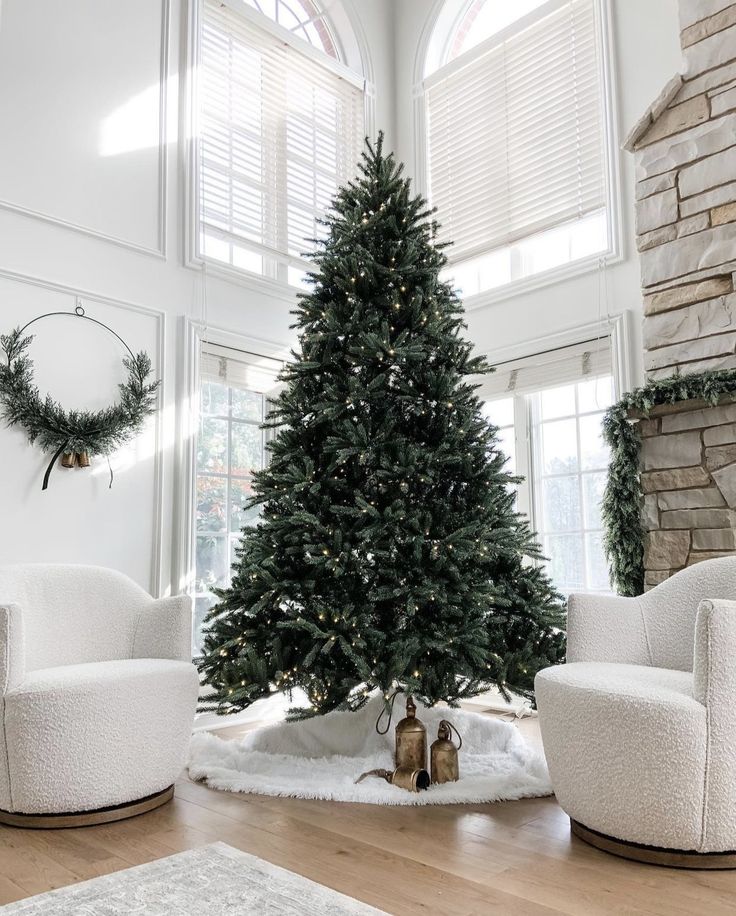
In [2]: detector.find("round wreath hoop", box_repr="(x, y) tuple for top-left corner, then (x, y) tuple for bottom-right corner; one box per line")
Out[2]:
(0, 307), (160, 490)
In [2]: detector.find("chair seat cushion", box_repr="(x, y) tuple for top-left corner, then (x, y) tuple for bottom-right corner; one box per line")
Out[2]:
(535, 662), (707, 850)
(537, 661), (698, 710)
(4, 658), (199, 814)
(10, 657), (190, 696)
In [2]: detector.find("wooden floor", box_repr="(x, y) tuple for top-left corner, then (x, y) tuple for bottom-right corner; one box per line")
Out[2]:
(2, 716), (736, 915)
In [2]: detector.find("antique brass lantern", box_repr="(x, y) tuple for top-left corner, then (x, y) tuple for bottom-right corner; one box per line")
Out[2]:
(395, 695), (427, 770)
(430, 719), (462, 784)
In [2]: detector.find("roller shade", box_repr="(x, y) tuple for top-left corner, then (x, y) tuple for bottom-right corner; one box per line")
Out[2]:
(199, 0), (365, 268)
(200, 340), (284, 398)
(425, 0), (605, 265)
(480, 337), (612, 400)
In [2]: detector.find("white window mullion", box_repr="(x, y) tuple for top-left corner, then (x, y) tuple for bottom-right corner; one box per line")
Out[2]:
(513, 394), (533, 523)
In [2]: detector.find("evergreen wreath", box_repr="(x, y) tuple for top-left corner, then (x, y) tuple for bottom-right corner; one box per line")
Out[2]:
(0, 310), (160, 489)
(602, 367), (736, 597)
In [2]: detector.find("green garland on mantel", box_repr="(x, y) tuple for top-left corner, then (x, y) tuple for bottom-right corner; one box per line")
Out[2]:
(602, 368), (736, 597)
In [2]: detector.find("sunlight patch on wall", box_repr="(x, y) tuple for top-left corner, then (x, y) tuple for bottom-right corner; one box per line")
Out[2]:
(99, 84), (160, 156)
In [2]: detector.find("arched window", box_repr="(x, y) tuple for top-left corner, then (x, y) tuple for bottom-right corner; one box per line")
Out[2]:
(242, 0), (338, 58)
(193, 0), (367, 286)
(421, 0), (615, 299)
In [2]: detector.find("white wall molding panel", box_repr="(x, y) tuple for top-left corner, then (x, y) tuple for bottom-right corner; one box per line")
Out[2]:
(0, 269), (165, 594)
(0, 0), (170, 256)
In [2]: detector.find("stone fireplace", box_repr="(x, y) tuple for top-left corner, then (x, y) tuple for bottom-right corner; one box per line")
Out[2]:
(635, 397), (736, 588)
(625, 0), (736, 585)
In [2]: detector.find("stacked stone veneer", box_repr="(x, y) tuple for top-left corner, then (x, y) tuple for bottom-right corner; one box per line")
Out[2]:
(625, 0), (736, 583)
(639, 397), (736, 588)
(626, 0), (736, 379)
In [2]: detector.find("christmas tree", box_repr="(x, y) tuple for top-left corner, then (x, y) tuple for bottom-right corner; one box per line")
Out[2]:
(199, 135), (565, 717)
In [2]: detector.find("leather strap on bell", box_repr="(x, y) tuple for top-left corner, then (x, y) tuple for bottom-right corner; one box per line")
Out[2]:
(375, 689), (399, 735)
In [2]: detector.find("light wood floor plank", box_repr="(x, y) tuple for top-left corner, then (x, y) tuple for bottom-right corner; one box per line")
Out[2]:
(1, 717), (735, 914)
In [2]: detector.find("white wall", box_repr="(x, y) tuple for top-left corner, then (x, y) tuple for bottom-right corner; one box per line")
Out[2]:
(391, 0), (683, 378)
(0, 0), (683, 596)
(0, 0), (394, 596)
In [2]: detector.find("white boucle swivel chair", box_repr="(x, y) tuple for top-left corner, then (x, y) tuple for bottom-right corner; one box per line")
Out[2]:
(0, 564), (199, 827)
(535, 557), (736, 867)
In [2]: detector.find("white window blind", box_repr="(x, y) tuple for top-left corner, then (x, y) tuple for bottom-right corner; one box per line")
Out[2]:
(200, 341), (284, 398)
(425, 0), (605, 266)
(199, 0), (365, 271)
(481, 338), (612, 400)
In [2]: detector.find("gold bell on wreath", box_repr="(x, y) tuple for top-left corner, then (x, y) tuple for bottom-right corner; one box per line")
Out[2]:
(395, 695), (427, 770)
(430, 719), (462, 784)
(60, 451), (90, 469)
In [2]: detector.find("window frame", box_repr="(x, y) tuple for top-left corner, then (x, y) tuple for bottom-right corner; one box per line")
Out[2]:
(413, 0), (622, 308)
(174, 320), (289, 658)
(479, 314), (632, 593)
(183, 0), (374, 297)
(493, 378), (615, 595)
(193, 381), (272, 651)
(528, 379), (615, 594)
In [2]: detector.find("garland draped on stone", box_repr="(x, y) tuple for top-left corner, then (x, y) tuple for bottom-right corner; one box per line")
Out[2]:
(0, 327), (160, 489)
(602, 368), (736, 597)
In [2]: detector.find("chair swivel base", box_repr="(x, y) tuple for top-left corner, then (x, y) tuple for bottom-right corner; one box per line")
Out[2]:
(571, 819), (736, 869)
(0, 785), (174, 829)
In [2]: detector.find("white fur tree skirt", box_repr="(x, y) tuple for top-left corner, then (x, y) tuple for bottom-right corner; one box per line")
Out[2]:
(188, 694), (552, 805)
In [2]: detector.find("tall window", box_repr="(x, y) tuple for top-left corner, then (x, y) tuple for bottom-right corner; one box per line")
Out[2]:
(193, 342), (282, 653)
(422, 0), (612, 298)
(483, 340), (614, 595)
(196, 0), (365, 285)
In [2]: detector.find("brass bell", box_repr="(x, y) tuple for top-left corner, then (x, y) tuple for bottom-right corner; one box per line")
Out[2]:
(355, 766), (430, 792)
(430, 719), (462, 784)
(59, 451), (90, 469)
(395, 695), (427, 770)
(392, 765), (430, 792)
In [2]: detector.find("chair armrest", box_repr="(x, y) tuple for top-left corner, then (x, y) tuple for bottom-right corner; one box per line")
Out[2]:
(0, 603), (24, 694)
(567, 592), (651, 665)
(692, 599), (736, 851)
(693, 599), (736, 706)
(132, 595), (193, 662)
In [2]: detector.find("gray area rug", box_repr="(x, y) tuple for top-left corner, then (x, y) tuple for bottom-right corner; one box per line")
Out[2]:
(3, 842), (388, 915)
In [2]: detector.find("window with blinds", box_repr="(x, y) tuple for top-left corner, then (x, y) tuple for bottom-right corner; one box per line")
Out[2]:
(483, 337), (615, 595)
(424, 0), (608, 283)
(193, 340), (283, 652)
(197, 0), (365, 283)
